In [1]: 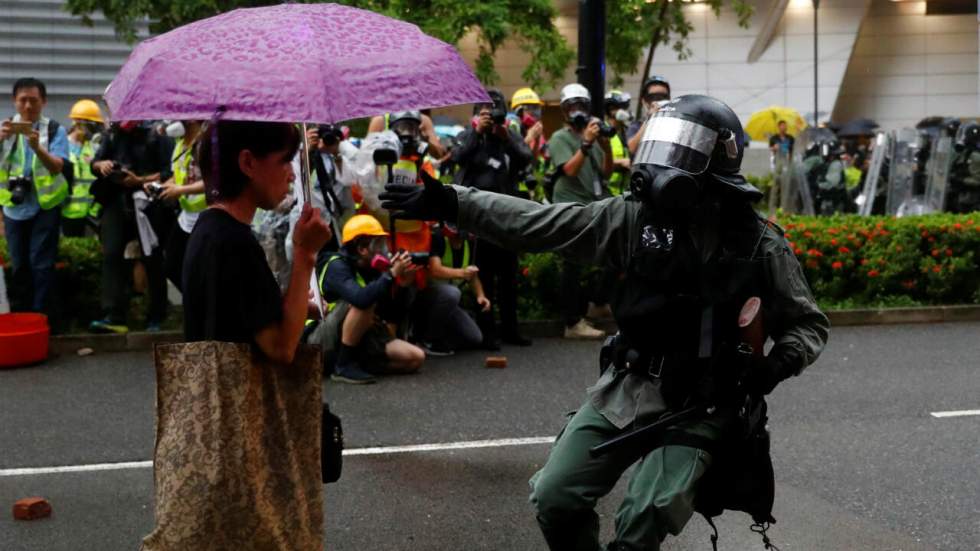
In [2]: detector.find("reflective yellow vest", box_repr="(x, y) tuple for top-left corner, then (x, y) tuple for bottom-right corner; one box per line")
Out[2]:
(0, 119), (69, 210)
(62, 140), (99, 219)
(318, 254), (366, 313)
(441, 239), (471, 271)
(173, 138), (206, 213)
(608, 133), (628, 195)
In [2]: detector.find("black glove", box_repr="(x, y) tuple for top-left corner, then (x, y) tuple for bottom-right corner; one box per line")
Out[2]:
(741, 355), (787, 397)
(380, 169), (458, 222)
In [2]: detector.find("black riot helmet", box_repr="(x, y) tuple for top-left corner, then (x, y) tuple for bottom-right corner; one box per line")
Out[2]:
(630, 94), (761, 212)
(943, 117), (961, 138)
(955, 122), (979, 152)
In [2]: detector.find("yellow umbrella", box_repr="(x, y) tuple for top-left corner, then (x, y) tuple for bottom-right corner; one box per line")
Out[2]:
(745, 106), (808, 141)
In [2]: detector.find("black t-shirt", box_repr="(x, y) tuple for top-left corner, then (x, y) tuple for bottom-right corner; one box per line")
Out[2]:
(769, 134), (795, 155)
(182, 209), (283, 343)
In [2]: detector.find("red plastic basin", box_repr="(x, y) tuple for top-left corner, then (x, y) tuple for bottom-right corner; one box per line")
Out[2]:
(0, 313), (50, 368)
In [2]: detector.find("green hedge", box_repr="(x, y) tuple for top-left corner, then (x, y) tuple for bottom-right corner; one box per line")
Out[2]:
(3, 212), (978, 331)
(515, 212), (980, 318)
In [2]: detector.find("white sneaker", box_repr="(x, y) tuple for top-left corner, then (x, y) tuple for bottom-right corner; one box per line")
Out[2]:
(564, 319), (605, 339)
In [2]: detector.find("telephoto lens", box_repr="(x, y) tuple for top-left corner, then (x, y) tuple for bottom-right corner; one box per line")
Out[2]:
(599, 121), (617, 138)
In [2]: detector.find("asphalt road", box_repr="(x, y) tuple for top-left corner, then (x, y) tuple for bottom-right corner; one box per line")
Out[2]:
(1, 322), (978, 550)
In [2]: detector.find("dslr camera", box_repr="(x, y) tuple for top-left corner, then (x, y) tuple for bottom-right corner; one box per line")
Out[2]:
(491, 107), (507, 126)
(7, 176), (32, 205)
(598, 121), (617, 139)
(317, 124), (344, 146)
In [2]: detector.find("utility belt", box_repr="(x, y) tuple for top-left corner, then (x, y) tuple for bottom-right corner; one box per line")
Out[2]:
(600, 333), (685, 379)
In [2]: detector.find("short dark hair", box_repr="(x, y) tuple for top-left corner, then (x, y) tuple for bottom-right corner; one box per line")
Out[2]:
(12, 78), (47, 100)
(777, 120), (787, 125)
(197, 120), (300, 203)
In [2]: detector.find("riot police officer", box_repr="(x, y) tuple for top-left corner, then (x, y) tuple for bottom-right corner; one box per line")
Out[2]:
(805, 137), (849, 215)
(380, 94), (829, 551)
(949, 122), (980, 213)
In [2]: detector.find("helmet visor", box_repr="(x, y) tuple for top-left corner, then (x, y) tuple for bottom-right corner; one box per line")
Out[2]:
(634, 114), (718, 174)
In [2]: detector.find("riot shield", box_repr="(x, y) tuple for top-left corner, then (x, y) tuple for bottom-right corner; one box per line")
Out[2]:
(886, 128), (921, 216)
(924, 134), (954, 213)
(786, 128), (834, 215)
(858, 131), (891, 216)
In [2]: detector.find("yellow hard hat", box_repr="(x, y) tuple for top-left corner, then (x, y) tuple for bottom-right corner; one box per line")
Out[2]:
(511, 87), (543, 110)
(69, 99), (104, 123)
(341, 214), (389, 245)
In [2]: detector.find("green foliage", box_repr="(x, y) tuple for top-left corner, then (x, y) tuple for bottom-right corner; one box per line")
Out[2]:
(606, 1), (753, 94)
(64, 0), (575, 90)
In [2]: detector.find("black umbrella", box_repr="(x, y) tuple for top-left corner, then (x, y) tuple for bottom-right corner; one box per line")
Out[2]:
(837, 118), (879, 137)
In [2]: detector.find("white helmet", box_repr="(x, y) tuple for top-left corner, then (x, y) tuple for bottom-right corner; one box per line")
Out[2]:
(559, 83), (591, 106)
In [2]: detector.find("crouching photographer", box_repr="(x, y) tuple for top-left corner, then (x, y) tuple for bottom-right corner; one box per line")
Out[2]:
(306, 215), (425, 384)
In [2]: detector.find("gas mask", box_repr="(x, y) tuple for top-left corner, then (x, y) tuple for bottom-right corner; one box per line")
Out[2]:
(568, 111), (590, 131)
(630, 165), (702, 218)
(615, 109), (633, 124)
(165, 121), (185, 139)
(366, 237), (392, 272)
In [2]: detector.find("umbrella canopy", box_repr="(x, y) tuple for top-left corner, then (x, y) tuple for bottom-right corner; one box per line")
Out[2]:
(745, 106), (807, 141)
(837, 117), (879, 138)
(105, 4), (489, 123)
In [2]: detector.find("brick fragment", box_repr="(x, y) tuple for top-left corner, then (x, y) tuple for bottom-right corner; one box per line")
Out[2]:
(13, 497), (51, 520)
(485, 356), (507, 369)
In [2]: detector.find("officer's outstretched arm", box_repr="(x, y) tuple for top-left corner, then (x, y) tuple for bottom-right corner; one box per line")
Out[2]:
(764, 239), (831, 379)
(454, 185), (633, 270)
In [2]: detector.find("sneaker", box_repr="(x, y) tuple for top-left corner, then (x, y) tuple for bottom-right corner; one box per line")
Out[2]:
(420, 341), (455, 357)
(586, 302), (614, 321)
(330, 363), (377, 384)
(89, 319), (129, 334)
(501, 333), (533, 346)
(564, 319), (605, 340)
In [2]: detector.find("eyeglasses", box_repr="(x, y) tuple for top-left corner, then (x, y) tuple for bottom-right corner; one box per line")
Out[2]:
(643, 92), (670, 103)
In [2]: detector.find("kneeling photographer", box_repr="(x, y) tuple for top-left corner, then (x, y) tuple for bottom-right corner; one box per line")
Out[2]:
(307, 215), (425, 384)
(89, 120), (173, 333)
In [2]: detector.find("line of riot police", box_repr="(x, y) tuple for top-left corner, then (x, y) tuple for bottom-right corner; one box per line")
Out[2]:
(774, 117), (980, 217)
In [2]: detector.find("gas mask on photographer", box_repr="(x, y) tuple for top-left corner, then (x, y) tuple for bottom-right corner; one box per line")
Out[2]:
(390, 112), (425, 157)
(615, 109), (633, 124)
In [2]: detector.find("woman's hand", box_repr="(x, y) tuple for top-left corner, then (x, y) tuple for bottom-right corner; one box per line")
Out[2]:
(158, 182), (182, 201)
(292, 204), (332, 260)
(477, 295), (491, 312)
(462, 265), (479, 281)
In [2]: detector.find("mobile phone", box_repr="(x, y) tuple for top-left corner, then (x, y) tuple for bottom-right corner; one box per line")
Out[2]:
(9, 122), (33, 135)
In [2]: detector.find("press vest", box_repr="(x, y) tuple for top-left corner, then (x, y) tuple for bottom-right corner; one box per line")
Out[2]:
(0, 117), (69, 210)
(608, 133), (628, 194)
(318, 255), (366, 313)
(173, 138), (206, 213)
(62, 140), (98, 219)
(441, 239), (471, 271)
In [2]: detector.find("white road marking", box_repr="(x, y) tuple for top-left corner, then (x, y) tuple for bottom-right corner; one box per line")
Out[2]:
(0, 436), (556, 478)
(930, 409), (980, 418)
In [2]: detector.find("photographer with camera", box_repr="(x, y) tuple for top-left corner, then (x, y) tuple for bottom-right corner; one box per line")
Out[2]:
(307, 214), (425, 384)
(604, 90), (633, 196)
(0, 78), (71, 314)
(154, 120), (205, 290)
(549, 83), (615, 339)
(452, 89), (534, 349)
(286, 123), (352, 264)
(88, 120), (174, 333)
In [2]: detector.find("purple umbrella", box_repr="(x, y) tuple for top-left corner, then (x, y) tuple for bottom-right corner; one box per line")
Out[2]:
(104, 3), (489, 123)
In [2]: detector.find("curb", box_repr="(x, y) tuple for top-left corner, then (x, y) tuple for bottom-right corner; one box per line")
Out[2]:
(46, 305), (980, 355)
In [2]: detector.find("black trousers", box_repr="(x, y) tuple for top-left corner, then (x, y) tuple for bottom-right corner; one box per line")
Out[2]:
(473, 238), (520, 340)
(164, 224), (190, 292)
(560, 259), (616, 327)
(99, 193), (172, 325)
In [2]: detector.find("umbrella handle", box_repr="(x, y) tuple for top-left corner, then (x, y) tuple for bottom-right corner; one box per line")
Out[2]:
(299, 121), (314, 206)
